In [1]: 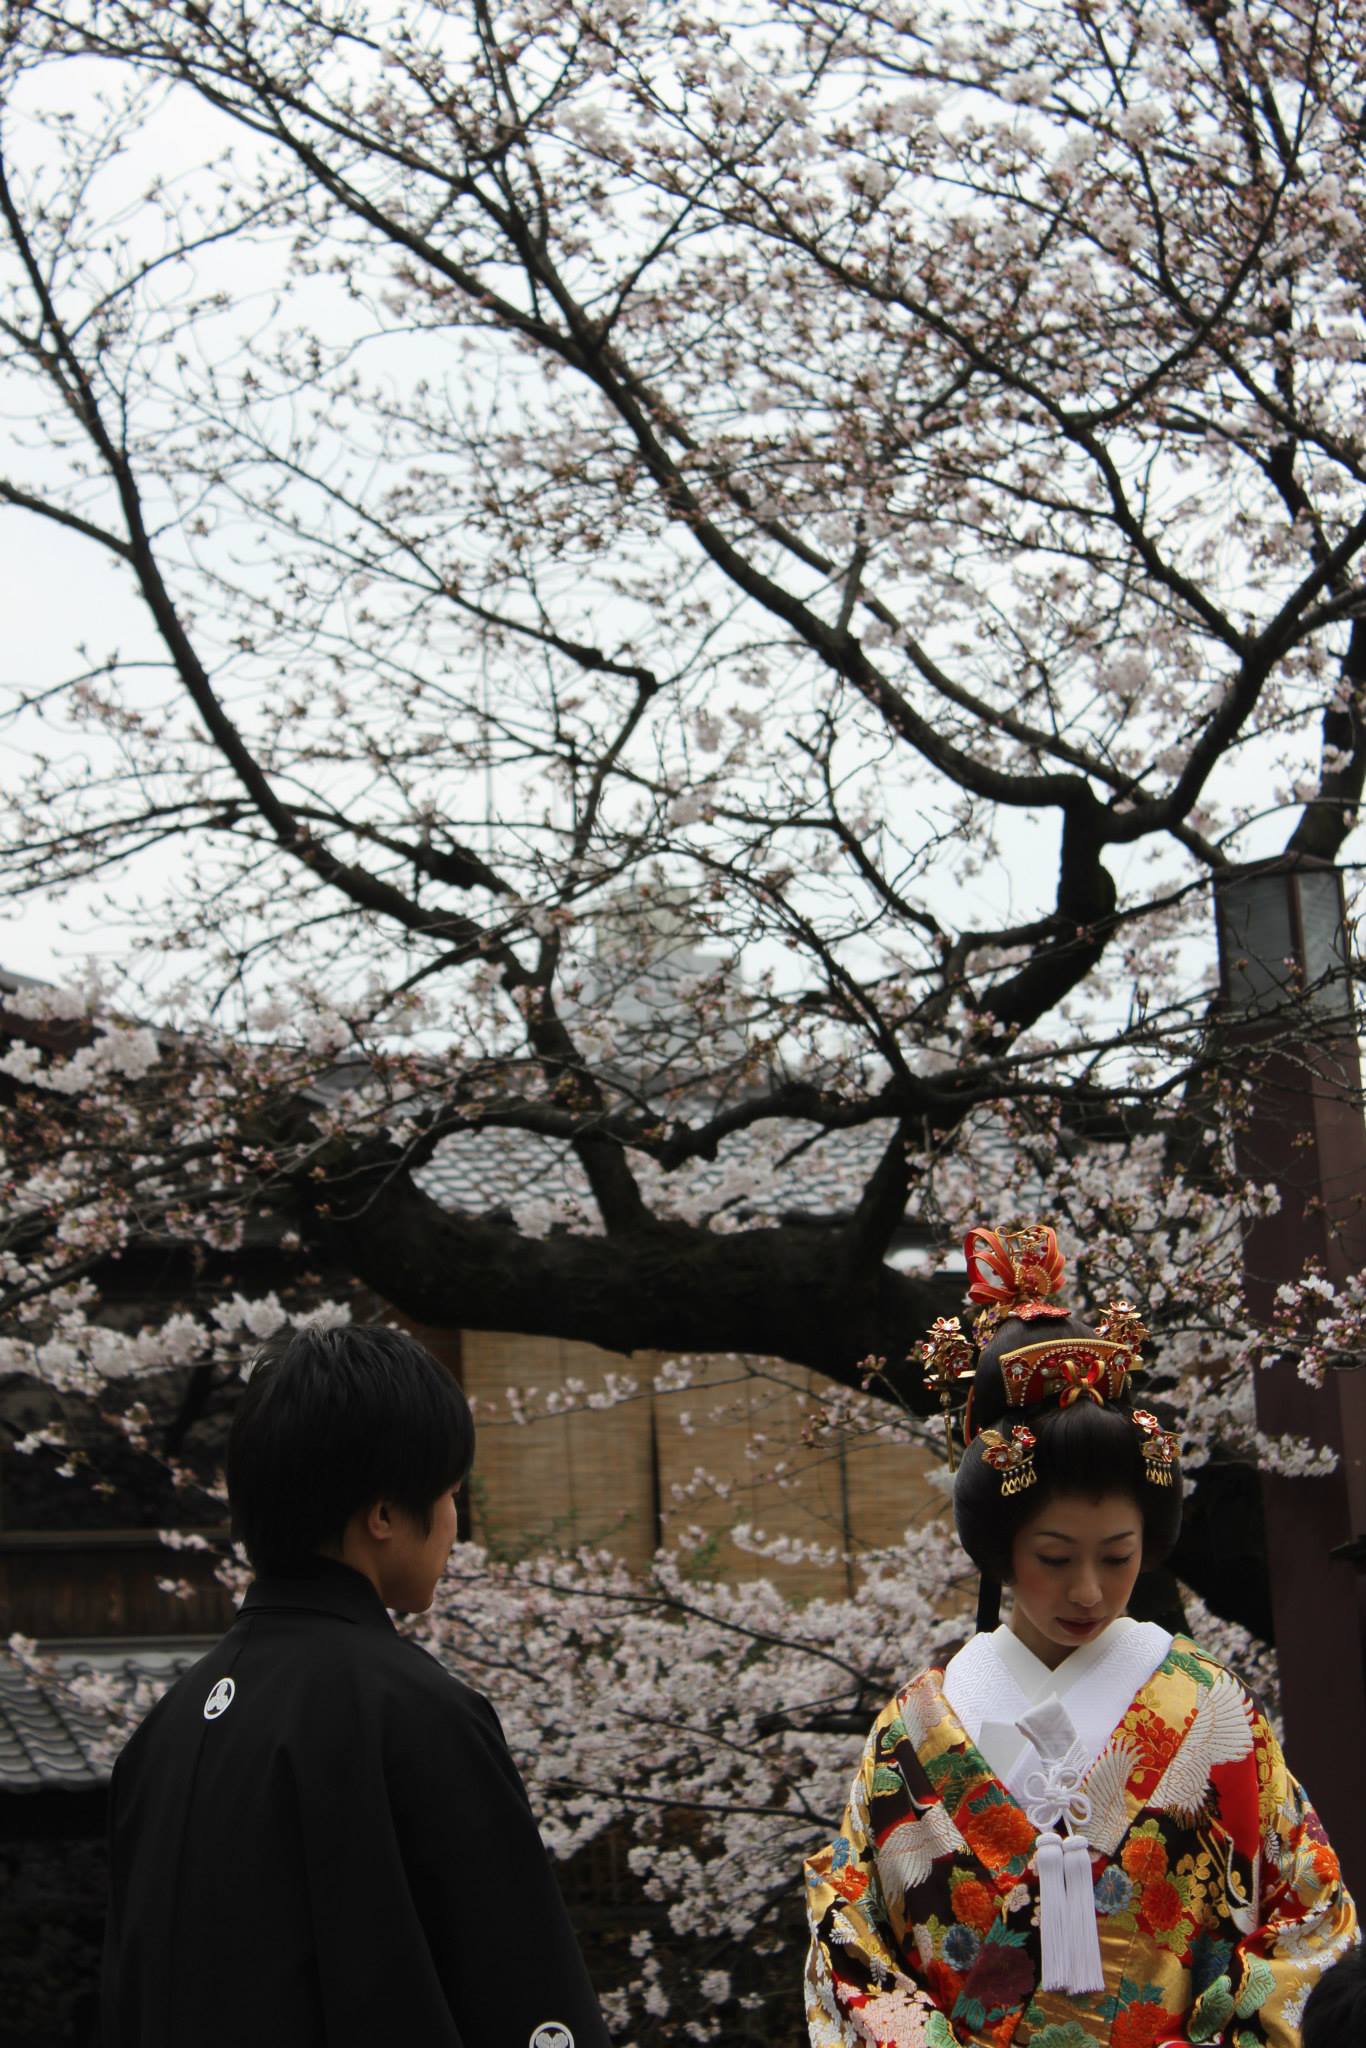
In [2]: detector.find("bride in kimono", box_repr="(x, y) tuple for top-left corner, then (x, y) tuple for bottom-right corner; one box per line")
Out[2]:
(804, 1225), (1358, 2048)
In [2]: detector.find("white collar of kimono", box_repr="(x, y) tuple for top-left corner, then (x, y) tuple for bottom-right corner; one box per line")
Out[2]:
(942, 1617), (1172, 1797)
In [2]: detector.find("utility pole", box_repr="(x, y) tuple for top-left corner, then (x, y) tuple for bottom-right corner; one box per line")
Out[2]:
(1214, 856), (1366, 1898)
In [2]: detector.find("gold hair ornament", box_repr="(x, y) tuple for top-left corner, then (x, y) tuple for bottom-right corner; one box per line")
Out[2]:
(994, 1335), (1136, 1411)
(913, 1224), (1168, 1486)
(1132, 1410), (1179, 1487)
(1096, 1298), (1151, 1354)
(917, 1318), (975, 1472)
(978, 1424), (1038, 1496)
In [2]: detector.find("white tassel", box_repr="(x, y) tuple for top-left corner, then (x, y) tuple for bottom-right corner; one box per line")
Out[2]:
(1060, 1831), (1106, 1992)
(1017, 1701), (1107, 1997)
(1035, 1829), (1071, 1989)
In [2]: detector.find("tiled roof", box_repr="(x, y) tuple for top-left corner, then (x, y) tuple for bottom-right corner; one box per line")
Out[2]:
(414, 1116), (912, 1224)
(0, 1643), (208, 1793)
(413, 1111), (1031, 1232)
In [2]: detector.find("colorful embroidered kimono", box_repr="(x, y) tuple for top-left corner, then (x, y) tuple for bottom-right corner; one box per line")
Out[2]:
(804, 1627), (1357, 2048)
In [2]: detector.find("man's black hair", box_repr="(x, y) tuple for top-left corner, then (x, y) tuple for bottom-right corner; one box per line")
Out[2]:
(227, 1323), (475, 1573)
(1302, 1939), (1366, 2048)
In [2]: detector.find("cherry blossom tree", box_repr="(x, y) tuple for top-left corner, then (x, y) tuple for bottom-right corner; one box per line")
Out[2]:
(3, 0), (1365, 1613)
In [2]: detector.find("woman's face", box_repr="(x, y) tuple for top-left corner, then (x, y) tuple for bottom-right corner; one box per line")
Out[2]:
(1007, 1491), (1144, 1669)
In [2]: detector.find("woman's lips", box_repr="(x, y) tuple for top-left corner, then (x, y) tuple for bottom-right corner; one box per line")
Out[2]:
(1058, 1617), (1102, 1635)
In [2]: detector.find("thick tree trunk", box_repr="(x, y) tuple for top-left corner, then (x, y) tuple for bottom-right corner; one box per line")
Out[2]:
(301, 1149), (951, 1401)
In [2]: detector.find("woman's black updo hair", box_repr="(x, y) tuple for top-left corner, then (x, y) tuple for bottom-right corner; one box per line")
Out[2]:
(953, 1311), (1183, 1614)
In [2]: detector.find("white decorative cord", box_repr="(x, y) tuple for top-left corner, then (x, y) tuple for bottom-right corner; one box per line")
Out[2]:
(1021, 1751), (1092, 1833)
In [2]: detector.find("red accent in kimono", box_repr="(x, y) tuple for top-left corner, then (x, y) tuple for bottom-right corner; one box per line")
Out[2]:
(963, 1799), (1038, 1869)
(1110, 2001), (1187, 2048)
(1138, 1877), (1185, 1936)
(1210, 1754), (1260, 1862)
(949, 1879), (997, 1935)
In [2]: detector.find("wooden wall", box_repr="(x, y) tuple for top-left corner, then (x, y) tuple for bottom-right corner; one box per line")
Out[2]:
(462, 1331), (658, 1563)
(0, 1529), (235, 1639)
(461, 1333), (949, 1598)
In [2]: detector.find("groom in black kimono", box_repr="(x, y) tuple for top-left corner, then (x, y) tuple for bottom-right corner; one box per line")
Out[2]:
(102, 1323), (611, 2048)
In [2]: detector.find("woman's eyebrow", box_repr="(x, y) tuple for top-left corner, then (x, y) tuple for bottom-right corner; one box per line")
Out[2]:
(1033, 1529), (1139, 1543)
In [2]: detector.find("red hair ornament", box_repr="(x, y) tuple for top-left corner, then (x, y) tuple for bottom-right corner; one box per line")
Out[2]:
(995, 1336), (1134, 1410)
(914, 1224), (1174, 1492)
(1133, 1410), (1179, 1487)
(964, 1224), (1071, 1344)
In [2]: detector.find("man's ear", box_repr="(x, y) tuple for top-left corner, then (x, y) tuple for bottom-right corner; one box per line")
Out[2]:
(363, 1499), (395, 1544)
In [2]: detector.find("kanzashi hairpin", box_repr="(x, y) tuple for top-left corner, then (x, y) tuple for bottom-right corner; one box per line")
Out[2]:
(1132, 1410), (1179, 1487)
(978, 1424), (1038, 1496)
(995, 1336), (1134, 1410)
(917, 1317), (975, 1471)
(1096, 1298), (1151, 1355)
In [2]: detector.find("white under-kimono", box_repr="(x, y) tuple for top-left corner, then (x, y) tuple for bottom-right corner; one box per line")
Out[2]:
(946, 1617), (1172, 1798)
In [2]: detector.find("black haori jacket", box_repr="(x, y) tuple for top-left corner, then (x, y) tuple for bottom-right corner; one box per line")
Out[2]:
(102, 1555), (610, 2048)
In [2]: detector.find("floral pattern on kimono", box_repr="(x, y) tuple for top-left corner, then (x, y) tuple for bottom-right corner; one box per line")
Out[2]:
(804, 1638), (1356, 2048)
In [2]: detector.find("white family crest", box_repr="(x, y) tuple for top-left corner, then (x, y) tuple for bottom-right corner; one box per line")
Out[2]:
(529, 2025), (575, 2048)
(203, 1677), (236, 1721)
